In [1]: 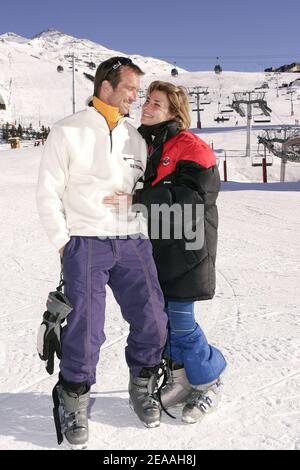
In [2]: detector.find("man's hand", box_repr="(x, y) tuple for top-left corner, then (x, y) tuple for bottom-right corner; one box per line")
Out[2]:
(102, 192), (133, 212)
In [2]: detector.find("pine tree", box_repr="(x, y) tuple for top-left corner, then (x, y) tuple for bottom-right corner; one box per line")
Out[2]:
(11, 125), (17, 137)
(17, 124), (23, 138)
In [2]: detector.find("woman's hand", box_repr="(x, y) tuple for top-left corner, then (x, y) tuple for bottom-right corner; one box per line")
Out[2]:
(102, 192), (133, 212)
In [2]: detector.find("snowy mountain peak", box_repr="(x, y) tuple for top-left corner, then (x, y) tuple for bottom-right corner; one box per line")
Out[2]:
(0, 29), (189, 126)
(33, 28), (68, 40)
(0, 29), (185, 78)
(0, 32), (29, 43)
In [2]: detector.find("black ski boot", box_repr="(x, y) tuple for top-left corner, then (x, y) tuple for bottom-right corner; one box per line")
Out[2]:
(52, 377), (90, 449)
(159, 362), (193, 408)
(129, 366), (161, 428)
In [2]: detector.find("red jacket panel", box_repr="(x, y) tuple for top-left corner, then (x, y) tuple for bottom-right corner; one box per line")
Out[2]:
(151, 131), (216, 186)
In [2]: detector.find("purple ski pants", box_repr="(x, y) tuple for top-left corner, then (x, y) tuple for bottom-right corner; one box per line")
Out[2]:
(60, 236), (168, 385)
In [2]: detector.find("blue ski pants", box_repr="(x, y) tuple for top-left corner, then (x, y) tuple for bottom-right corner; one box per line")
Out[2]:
(164, 301), (227, 386)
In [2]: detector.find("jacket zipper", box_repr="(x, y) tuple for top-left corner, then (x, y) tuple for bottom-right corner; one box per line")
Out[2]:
(109, 129), (113, 152)
(91, 106), (124, 154)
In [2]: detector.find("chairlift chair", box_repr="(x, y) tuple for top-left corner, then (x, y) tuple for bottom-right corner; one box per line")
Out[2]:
(171, 62), (178, 77)
(253, 115), (271, 123)
(220, 106), (233, 113)
(214, 113), (230, 123)
(188, 93), (195, 104)
(214, 64), (222, 74)
(214, 56), (222, 74)
(251, 154), (273, 166)
(251, 143), (273, 166)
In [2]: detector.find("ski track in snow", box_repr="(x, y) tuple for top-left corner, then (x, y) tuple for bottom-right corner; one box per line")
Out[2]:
(0, 145), (300, 449)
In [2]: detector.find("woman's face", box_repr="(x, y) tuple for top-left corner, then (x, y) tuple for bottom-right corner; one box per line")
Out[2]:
(141, 90), (175, 126)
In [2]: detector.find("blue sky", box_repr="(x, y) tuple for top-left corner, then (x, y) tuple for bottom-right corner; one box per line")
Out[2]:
(1, 0), (299, 71)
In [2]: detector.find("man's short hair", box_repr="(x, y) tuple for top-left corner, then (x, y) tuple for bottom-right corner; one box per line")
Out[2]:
(93, 56), (144, 96)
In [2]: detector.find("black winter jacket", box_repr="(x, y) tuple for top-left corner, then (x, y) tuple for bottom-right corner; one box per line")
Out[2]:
(133, 127), (220, 301)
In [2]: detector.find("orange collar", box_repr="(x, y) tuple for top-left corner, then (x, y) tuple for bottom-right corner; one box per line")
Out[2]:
(92, 96), (123, 130)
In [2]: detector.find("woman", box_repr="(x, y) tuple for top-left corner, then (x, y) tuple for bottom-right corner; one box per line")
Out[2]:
(104, 81), (227, 424)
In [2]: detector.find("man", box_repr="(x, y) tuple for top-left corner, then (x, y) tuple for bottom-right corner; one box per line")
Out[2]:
(36, 57), (168, 448)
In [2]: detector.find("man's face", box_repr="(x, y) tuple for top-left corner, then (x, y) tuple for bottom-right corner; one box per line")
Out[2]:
(105, 67), (140, 115)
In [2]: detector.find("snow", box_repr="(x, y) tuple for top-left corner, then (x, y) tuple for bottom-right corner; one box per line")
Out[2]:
(0, 31), (300, 451)
(1, 145), (299, 451)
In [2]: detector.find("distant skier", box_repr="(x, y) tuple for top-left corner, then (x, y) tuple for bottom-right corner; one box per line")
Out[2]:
(104, 81), (227, 424)
(36, 57), (168, 448)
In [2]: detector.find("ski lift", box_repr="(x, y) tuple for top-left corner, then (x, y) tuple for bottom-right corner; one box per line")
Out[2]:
(253, 114), (271, 123)
(255, 82), (269, 90)
(251, 143), (273, 166)
(0, 91), (6, 110)
(57, 65), (64, 73)
(88, 61), (96, 70)
(251, 154), (273, 166)
(200, 99), (211, 105)
(214, 113), (230, 123)
(220, 106), (233, 113)
(214, 57), (222, 74)
(171, 62), (178, 77)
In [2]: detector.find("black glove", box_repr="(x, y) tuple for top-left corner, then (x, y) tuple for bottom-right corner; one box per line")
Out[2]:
(37, 290), (73, 375)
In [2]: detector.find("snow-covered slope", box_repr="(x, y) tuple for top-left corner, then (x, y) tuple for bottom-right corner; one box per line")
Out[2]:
(0, 146), (299, 450)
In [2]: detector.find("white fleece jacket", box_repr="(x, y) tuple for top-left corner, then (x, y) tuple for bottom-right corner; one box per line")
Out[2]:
(36, 106), (148, 250)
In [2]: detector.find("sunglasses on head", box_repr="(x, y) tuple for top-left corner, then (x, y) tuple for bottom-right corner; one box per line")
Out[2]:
(111, 57), (133, 70)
